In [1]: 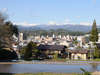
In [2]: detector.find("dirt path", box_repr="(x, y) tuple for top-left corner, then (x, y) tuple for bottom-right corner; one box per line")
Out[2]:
(92, 71), (100, 75)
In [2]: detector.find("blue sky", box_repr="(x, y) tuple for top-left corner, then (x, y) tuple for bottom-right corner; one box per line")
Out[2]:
(0, 0), (100, 26)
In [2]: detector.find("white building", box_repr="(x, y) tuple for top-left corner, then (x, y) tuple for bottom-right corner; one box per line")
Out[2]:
(19, 32), (23, 42)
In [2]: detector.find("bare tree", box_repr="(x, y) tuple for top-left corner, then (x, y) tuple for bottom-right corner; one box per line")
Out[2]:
(0, 12), (7, 25)
(0, 12), (18, 50)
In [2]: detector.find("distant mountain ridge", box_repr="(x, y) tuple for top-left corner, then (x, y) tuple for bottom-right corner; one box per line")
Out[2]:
(18, 24), (100, 32)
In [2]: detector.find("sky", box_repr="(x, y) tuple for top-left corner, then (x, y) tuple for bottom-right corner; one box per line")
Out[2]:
(0, 0), (100, 26)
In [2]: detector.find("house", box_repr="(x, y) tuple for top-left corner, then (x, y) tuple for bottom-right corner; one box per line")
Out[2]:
(38, 44), (67, 59)
(67, 49), (88, 60)
(59, 40), (74, 47)
(95, 43), (100, 49)
(98, 33), (100, 42)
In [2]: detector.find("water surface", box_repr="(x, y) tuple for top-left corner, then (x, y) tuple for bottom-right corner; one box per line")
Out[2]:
(0, 64), (98, 73)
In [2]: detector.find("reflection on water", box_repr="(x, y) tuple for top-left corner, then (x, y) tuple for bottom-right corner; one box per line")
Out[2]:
(90, 63), (98, 72)
(0, 64), (99, 73)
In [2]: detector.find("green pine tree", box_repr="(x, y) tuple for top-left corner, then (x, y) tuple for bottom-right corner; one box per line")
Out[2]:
(24, 41), (38, 60)
(90, 19), (98, 42)
(94, 45), (100, 58)
(89, 20), (100, 58)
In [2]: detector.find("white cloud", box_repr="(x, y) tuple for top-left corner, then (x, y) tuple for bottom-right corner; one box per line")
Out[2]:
(47, 18), (73, 25)
(14, 17), (93, 27)
(65, 19), (70, 23)
(64, 17), (92, 26)
(1, 8), (8, 13)
(47, 19), (92, 26)
(48, 19), (72, 25)
(63, 18), (77, 25)
(79, 22), (91, 26)
(14, 21), (92, 26)
(48, 21), (56, 25)
(63, 22), (76, 25)
(14, 22), (38, 26)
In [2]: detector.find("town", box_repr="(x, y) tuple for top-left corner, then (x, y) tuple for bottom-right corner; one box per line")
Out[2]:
(9, 20), (100, 61)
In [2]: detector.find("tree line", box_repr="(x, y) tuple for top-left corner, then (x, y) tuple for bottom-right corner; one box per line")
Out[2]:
(20, 29), (86, 40)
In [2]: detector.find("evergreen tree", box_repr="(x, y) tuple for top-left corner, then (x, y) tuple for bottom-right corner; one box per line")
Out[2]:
(24, 41), (38, 60)
(94, 45), (100, 58)
(90, 20), (98, 42)
(89, 20), (100, 58)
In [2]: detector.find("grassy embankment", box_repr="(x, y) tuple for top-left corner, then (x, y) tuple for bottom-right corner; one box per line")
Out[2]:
(0, 73), (81, 75)
(92, 59), (100, 61)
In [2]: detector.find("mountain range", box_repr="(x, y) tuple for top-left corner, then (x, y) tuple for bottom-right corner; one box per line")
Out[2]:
(18, 24), (99, 32)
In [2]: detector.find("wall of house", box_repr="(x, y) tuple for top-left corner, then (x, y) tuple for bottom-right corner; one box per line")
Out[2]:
(44, 50), (61, 59)
(71, 53), (87, 60)
(45, 50), (60, 54)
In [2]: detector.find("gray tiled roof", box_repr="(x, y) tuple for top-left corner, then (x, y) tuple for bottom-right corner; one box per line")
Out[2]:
(38, 44), (67, 51)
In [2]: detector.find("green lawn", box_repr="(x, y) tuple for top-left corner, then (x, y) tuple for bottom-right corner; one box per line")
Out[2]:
(92, 59), (100, 61)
